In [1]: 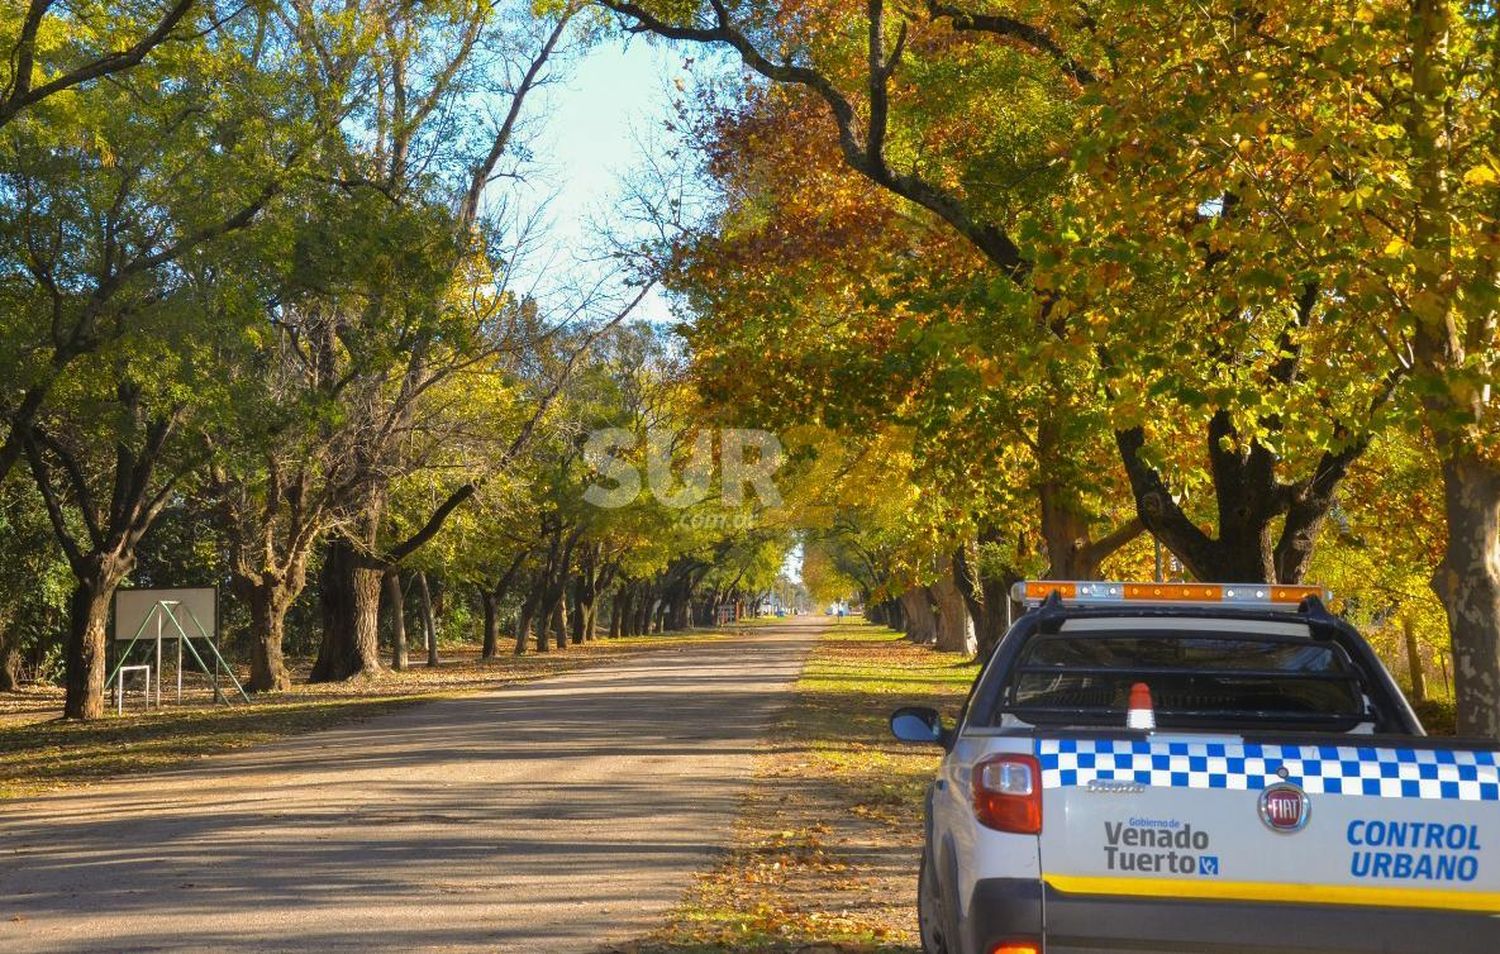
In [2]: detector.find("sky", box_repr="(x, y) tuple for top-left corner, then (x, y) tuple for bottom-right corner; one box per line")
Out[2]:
(782, 543), (804, 583)
(517, 35), (807, 587)
(516, 33), (690, 324)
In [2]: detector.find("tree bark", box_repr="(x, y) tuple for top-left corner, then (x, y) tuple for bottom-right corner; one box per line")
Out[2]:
(552, 600), (568, 651)
(228, 552), (309, 694)
(569, 584), (586, 644)
(310, 537), (382, 682)
(883, 596), (904, 632)
(0, 623), (22, 692)
(1115, 417), (1353, 584)
(535, 586), (554, 653)
(385, 568), (407, 670)
(1402, 614), (1427, 704)
(1430, 454), (1500, 737)
(417, 571), (438, 667)
(238, 576), (296, 693)
(930, 556), (976, 655)
(1405, 0), (1500, 739)
(608, 592), (623, 638)
(63, 555), (129, 720)
(635, 588), (654, 635)
(954, 537), (1019, 659)
(514, 586), (540, 655)
(481, 589), (499, 660)
(23, 401), (180, 718)
(898, 587), (938, 644)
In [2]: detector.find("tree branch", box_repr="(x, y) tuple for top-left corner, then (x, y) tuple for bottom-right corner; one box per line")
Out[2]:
(602, 0), (1030, 279)
(31, 426), (104, 549)
(1078, 515), (1145, 568)
(1114, 425), (1219, 580)
(0, 0), (198, 129)
(459, 10), (574, 231)
(20, 428), (87, 572)
(926, 1), (1097, 85)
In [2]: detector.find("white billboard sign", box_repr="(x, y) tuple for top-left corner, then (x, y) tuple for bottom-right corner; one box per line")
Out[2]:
(113, 587), (218, 641)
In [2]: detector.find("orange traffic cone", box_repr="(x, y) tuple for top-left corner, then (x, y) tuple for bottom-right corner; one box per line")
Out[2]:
(1127, 681), (1156, 730)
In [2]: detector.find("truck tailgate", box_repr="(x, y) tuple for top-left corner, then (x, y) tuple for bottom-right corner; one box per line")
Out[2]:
(1036, 735), (1500, 919)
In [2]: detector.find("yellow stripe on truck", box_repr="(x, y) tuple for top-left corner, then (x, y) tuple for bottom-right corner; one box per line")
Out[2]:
(1044, 874), (1500, 915)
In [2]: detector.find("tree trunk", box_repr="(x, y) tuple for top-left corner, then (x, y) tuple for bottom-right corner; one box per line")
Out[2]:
(535, 588), (554, 653)
(609, 593), (623, 638)
(1040, 480), (1097, 578)
(385, 568), (407, 670)
(243, 581), (293, 693)
(515, 586), (539, 655)
(953, 544), (1009, 659)
(635, 589), (653, 635)
(417, 571), (438, 667)
(884, 596), (904, 632)
(63, 556), (128, 720)
(1402, 614), (1427, 704)
(898, 587), (937, 644)
(481, 590), (499, 659)
(573, 581), (597, 642)
(1404, 0), (1500, 741)
(570, 585), (586, 644)
(229, 553), (308, 694)
(0, 626), (19, 692)
(930, 557), (976, 655)
(1430, 454), (1500, 737)
(310, 537), (382, 682)
(1116, 416), (1352, 585)
(552, 600), (567, 651)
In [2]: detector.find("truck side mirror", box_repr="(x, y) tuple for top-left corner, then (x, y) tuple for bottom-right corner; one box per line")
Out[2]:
(890, 706), (948, 747)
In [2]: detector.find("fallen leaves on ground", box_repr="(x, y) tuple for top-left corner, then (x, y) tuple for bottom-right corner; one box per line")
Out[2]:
(614, 621), (972, 953)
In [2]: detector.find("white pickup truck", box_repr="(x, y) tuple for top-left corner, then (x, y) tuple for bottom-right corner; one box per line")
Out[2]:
(891, 581), (1500, 954)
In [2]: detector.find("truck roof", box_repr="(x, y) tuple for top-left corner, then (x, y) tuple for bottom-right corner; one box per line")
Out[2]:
(965, 590), (1427, 737)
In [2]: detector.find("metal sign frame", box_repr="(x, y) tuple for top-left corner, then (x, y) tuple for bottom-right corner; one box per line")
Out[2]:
(107, 589), (248, 707)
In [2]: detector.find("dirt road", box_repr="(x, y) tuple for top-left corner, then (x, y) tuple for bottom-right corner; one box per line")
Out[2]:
(0, 620), (820, 952)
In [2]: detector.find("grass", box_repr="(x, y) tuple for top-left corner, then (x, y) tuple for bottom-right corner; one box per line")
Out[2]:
(1411, 697), (1458, 736)
(0, 630), (727, 800)
(610, 619), (973, 954)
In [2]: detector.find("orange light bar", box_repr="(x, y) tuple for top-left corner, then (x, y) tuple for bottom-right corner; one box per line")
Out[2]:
(1012, 580), (1330, 610)
(1022, 581), (1077, 601)
(1268, 585), (1327, 603)
(1123, 583), (1224, 601)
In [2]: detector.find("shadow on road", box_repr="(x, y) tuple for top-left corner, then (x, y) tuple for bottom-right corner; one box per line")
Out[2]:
(0, 623), (824, 953)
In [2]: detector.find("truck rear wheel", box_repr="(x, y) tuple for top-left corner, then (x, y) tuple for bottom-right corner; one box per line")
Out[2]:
(918, 847), (952, 954)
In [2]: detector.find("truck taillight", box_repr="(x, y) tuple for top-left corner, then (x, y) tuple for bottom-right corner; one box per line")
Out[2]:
(973, 754), (1042, 834)
(990, 943), (1041, 954)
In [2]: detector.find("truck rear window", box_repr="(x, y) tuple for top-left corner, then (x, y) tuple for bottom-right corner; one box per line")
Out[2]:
(1000, 630), (1372, 730)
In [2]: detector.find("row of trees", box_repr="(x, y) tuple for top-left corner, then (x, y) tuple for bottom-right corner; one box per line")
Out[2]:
(611, 0), (1499, 733)
(5, 0), (1496, 735)
(0, 0), (791, 719)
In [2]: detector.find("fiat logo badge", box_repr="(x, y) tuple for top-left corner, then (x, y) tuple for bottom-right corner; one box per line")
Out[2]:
(1259, 783), (1311, 833)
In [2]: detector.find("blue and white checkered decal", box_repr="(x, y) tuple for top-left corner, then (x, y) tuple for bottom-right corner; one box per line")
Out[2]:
(1037, 738), (1500, 802)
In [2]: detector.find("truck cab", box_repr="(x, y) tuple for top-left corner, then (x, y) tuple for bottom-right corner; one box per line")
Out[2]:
(892, 581), (1500, 954)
